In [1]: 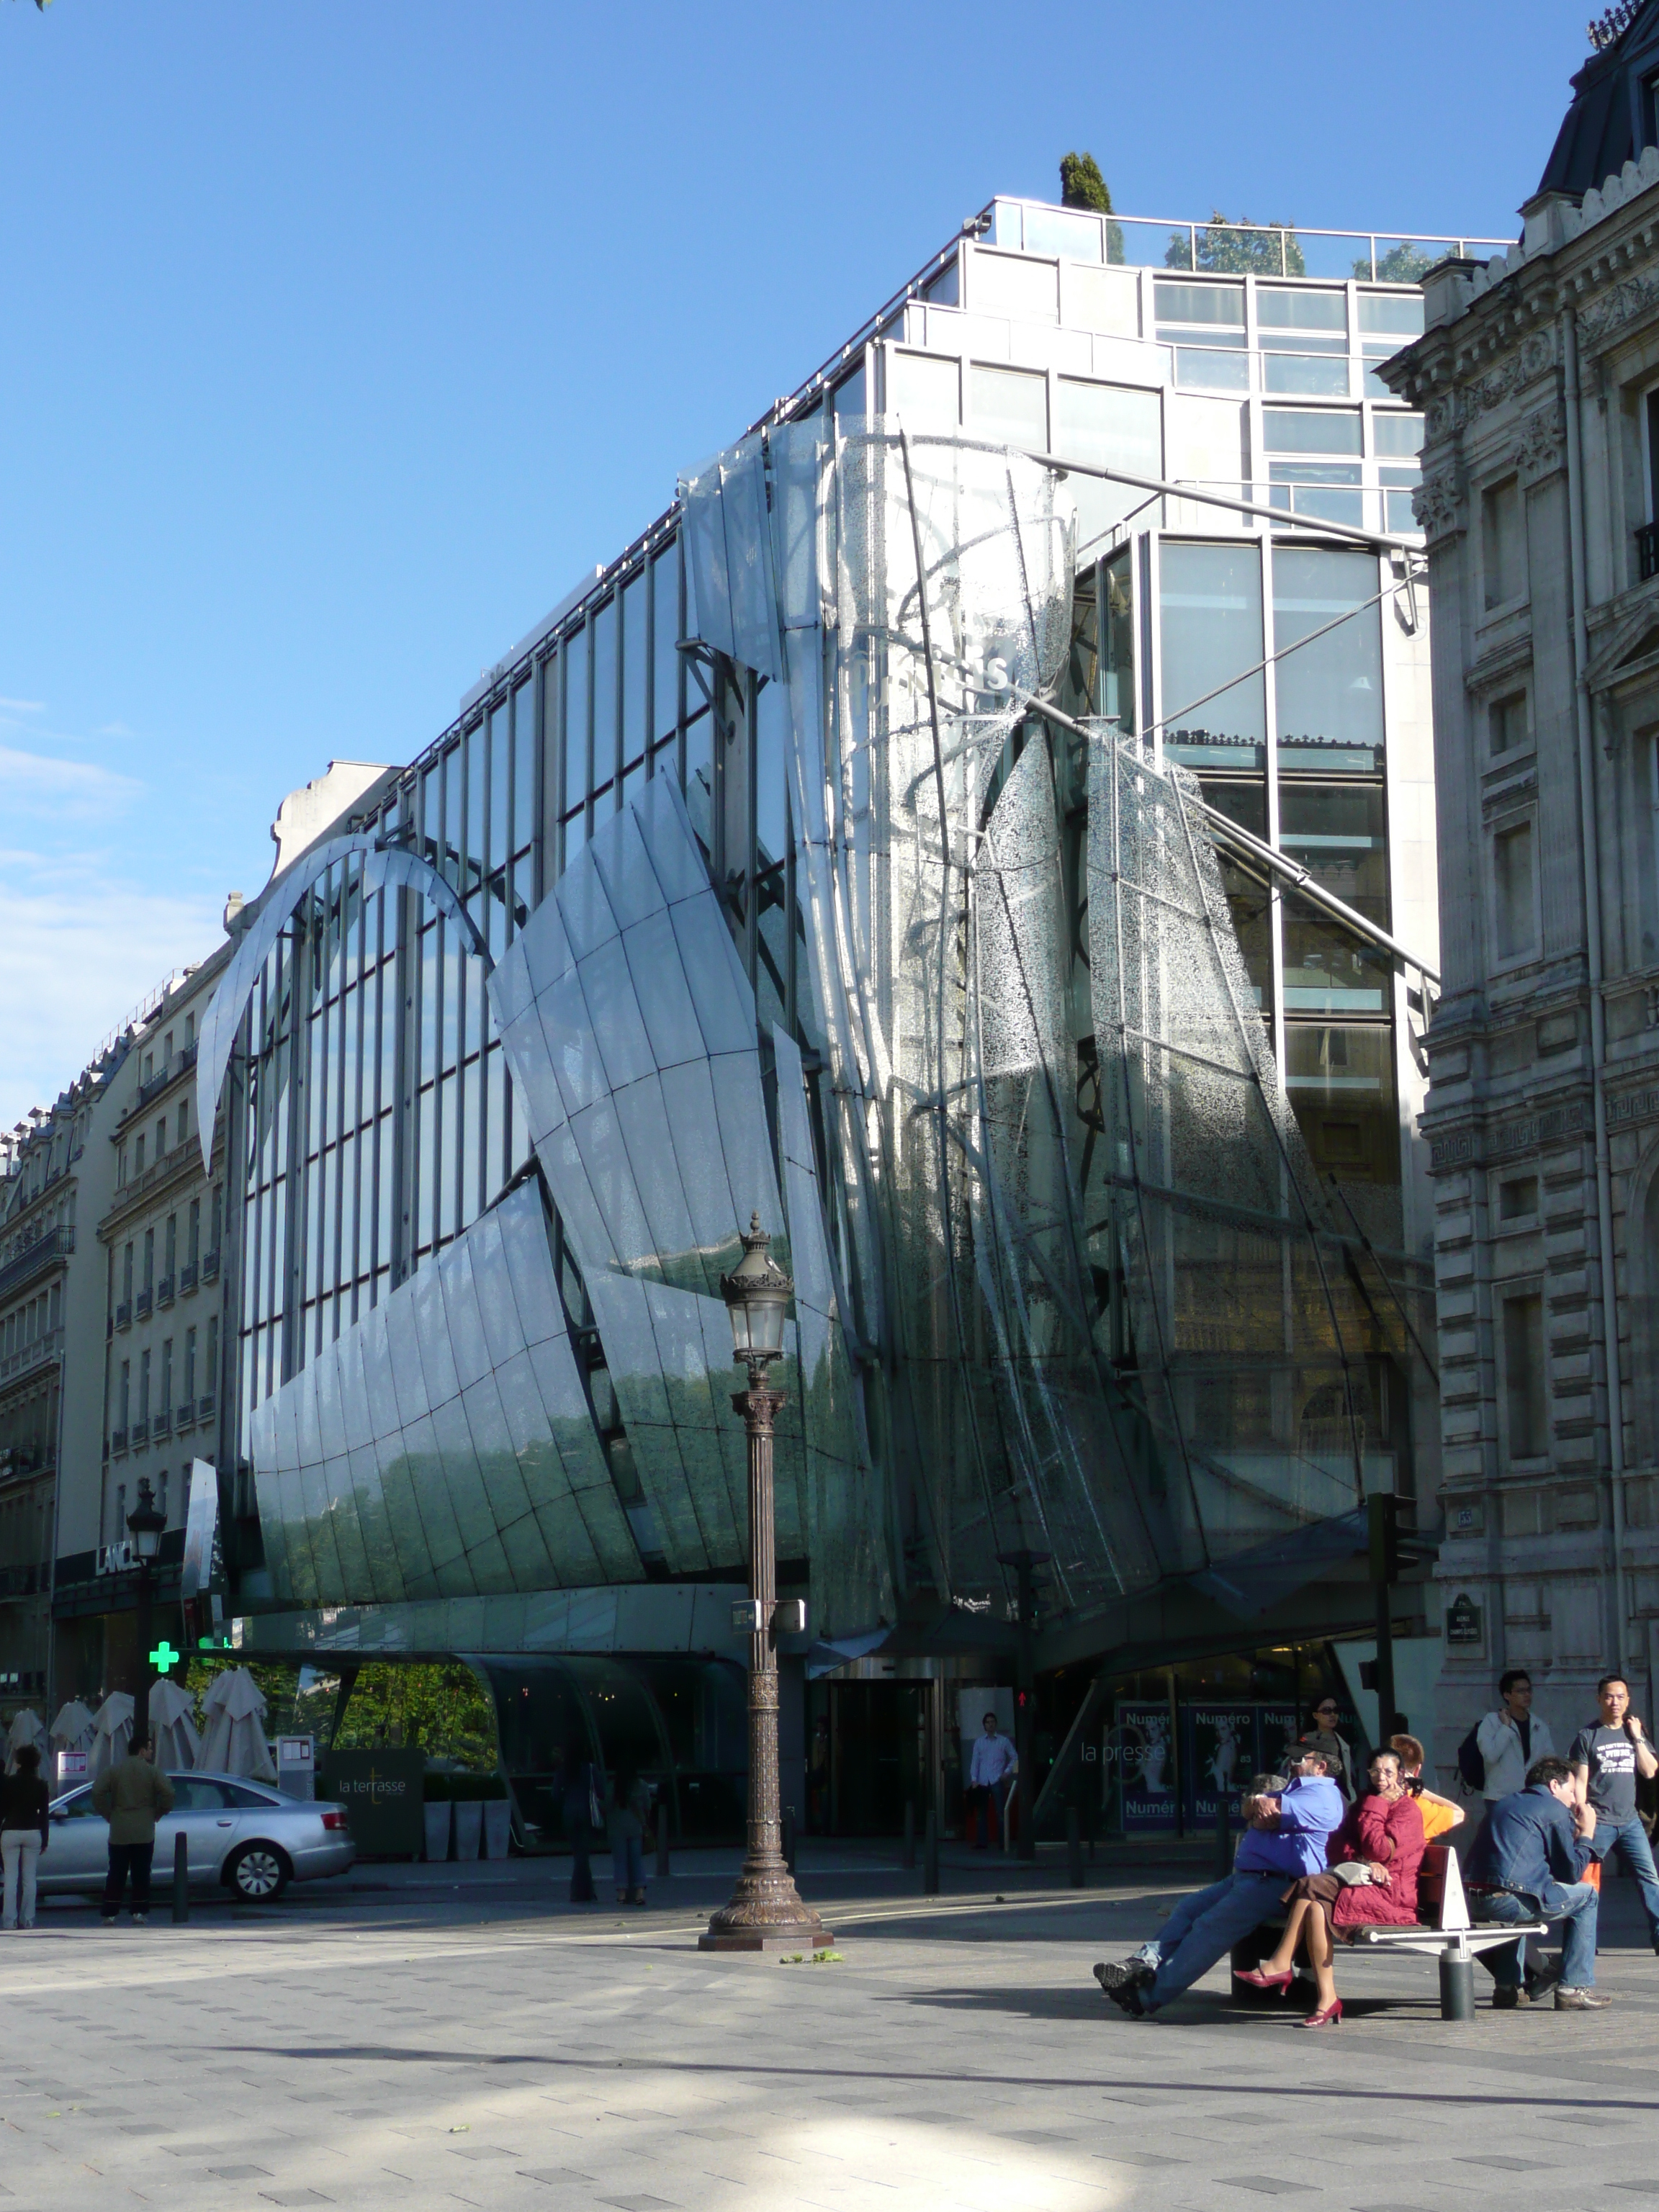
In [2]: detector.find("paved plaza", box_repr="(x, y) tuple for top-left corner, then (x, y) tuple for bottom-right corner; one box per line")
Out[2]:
(0, 1853), (1655, 2211)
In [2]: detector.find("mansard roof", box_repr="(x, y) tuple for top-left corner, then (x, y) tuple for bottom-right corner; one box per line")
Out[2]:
(1540, 3), (1659, 197)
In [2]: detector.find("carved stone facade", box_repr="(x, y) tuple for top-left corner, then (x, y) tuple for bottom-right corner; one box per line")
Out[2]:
(1382, 115), (1659, 1771)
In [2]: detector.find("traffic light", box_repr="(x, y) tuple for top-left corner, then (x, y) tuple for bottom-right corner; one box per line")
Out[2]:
(1367, 1492), (1401, 1585)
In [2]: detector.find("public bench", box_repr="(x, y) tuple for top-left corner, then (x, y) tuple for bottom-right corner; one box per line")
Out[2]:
(1228, 1844), (1548, 2020)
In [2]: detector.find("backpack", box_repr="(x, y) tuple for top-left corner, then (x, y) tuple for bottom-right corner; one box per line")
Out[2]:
(1456, 1723), (1485, 1795)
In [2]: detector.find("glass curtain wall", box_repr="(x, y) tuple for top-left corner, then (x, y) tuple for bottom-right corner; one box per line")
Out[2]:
(238, 528), (727, 1448)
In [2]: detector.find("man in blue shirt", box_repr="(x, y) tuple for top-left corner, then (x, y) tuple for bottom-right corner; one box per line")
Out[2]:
(1094, 1747), (1344, 2018)
(1464, 1755), (1607, 2010)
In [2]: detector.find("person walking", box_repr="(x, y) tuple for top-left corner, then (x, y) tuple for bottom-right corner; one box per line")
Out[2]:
(1284, 1699), (1355, 1801)
(1236, 1748), (1427, 2028)
(608, 1763), (651, 1907)
(1463, 1755), (1606, 2010)
(1568, 1673), (1659, 1953)
(1474, 1671), (1556, 1801)
(967, 1712), (1017, 1852)
(91, 1735), (173, 1925)
(0, 1745), (50, 1931)
(1092, 1745), (1344, 2018)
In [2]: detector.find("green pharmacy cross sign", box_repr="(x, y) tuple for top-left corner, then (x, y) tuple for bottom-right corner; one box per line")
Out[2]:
(149, 1641), (180, 1676)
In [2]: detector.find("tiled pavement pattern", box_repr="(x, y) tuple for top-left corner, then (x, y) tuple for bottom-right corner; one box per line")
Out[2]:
(0, 1862), (1655, 2211)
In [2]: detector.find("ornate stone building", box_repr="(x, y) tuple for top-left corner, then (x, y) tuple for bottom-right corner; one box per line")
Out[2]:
(1383, 2), (1659, 1762)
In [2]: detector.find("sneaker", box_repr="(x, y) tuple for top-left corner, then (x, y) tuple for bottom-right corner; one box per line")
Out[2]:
(1524, 1960), (1560, 2000)
(1554, 1985), (1612, 2010)
(1093, 1960), (1153, 2015)
(1491, 1985), (1529, 2009)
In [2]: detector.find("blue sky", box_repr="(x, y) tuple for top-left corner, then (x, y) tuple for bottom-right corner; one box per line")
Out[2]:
(0, 0), (1586, 1125)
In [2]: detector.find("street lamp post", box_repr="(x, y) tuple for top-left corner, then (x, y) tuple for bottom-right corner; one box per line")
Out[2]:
(701, 1213), (831, 1955)
(126, 1477), (166, 1747)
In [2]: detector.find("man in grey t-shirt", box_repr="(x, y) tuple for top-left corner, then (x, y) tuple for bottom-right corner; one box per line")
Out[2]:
(1568, 1673), (1659, 1954)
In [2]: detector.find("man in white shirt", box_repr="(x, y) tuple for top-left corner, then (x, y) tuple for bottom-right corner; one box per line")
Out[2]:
(1477, 1671), (1556, 1800)
(968, 1712), (1017, 1852)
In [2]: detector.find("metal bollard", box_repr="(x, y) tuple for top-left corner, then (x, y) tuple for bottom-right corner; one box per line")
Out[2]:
(1215, 1789), (1233, 1879)
(922, 1806), (940, 1896)
(783, 1805), (797, 1875)
(1066, 1806), (1084, 1889)
(902, 1801), (916, 1870)
(1439, 1952), (1475, 2022)
(171, 1832), (189, 1925)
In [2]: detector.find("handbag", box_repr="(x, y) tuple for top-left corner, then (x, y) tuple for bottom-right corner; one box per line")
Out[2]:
(1330, 1860), (1375, 1887)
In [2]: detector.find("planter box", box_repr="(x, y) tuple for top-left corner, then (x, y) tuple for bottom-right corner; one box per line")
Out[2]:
(453, 1799), (484, 1861)
(482, 1799), (511, 1860)
(423, 1799), (453, 1863)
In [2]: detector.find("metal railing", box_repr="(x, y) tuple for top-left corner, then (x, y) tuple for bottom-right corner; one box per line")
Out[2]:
(0, 1224), (73, 1303)
(135, 1288), (153, 1320)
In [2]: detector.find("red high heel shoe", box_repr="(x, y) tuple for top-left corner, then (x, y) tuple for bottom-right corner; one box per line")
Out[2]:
(1233, 1966), (1295, 1992)
(1300, 1997), (1342, 2028)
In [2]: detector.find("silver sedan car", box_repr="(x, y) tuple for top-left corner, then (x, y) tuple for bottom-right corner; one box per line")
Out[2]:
(44, 1773), (356, 1902)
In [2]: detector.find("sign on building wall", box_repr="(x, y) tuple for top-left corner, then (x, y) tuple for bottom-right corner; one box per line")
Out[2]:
(1446, 1592), (1484, 1650)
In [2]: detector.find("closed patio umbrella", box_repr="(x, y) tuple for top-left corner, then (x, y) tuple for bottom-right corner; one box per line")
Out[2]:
(89, 1693), (134, 1779)
(148, 1680), (201, 1773)
(50, 1701), (95, 1755)
(5, 1710), (45, 1773)
(198, 1669), (275, 1781)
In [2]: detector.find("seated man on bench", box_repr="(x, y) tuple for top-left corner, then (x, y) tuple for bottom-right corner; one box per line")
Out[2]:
(1093, 1745), (1343, 2019)
(1463, 1753), (1607, 2011)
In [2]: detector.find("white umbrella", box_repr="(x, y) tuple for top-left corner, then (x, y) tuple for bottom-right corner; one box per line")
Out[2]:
(148, 1681), (200, 1773)
(5, 1710), (45, 1773)
(198, 1669), (275, 1781)
(89, 1693), (134, 1779)
(50, 1700), (95, 1754)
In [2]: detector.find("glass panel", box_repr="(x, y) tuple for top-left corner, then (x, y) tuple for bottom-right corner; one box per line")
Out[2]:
(1373, 413), (1424, 457)
(1273, 546), (1384, 772)
(1358, 291), (1426, 336)
(1372, 241), (1454, 285)
(1284, 1025), (1399, 1186)
(756, 678), (788, 871)
(1110, 216), (1179, 269)
(1262, 408), (1363, 456)
(511, 678), (535, 857)
(1052, 378), (1162, 541)
(1175, 348), (1250, 392)
(621, 572), (647, 773)
(1386, 488), (1421, 534)
(1021, 205), (1104, 263)
(1199, 779), (1272, 1012)
(564, 637), (588, 816)
(1298, 233), (1373, 282)
(1282, 894), (1391, 1013)
(889, 348), (960, 431)
(590, 597), (619, 795)
(1153, 279), (1244, 325)
(1263, 354), (1352, 397)
(1102, 549), (1135, 736)
(652, 548), (680, 745)
(1159, 540), (1265, 766)
(832, 364), (866, 418)
(966, 362), (1048, 449)
(1256, 287), (1346, 331)
(1278, 782), (1388, 922)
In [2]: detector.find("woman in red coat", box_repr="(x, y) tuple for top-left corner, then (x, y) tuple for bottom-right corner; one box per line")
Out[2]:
(1236, 1748), (1426, 2026)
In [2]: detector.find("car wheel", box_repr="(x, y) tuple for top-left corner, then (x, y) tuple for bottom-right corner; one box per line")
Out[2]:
(225, 1843), (290, 1902)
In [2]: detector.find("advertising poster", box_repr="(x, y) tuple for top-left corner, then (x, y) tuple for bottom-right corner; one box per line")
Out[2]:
(1112, 1701), (1178, 1832)
(1182, 1704), (1253, 1830)
(1254, 1704), (1300, 1779)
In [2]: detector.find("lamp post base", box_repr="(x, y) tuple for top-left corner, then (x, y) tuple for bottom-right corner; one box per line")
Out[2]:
(700, 1864), (832, 1953)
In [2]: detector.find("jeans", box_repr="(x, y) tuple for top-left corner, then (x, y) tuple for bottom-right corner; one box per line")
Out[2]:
(1473, 1879), (1599, 1989)
(613, 1834), (644, 1894)
(1596, 1815), (1659, 1940)
(1, 1831), (40, 1928)
(968, 1780), (1010, 1848)
(1146, 1869), (1287, 2010)
(102, 1841), (154, 1920)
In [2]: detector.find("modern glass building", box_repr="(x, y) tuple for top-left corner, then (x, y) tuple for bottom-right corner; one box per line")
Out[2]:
(192, 197), (1505, 1835)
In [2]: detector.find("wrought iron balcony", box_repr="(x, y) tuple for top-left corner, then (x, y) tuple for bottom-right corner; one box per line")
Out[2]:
(179, 1261), (198, 1295)
(129, 1417), (148, 1446)
(156, 1276), (174, 1308)
(153, 1407), (172, 1437)
(114, 1300), (131, 1331)
(110, 1428), (128, 1456)
(201, 1249), (220, 1283)
(0, 1224), (74, 1303)
(135, 1288), (153, 1320)
(197, 1391), (216, 1421)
